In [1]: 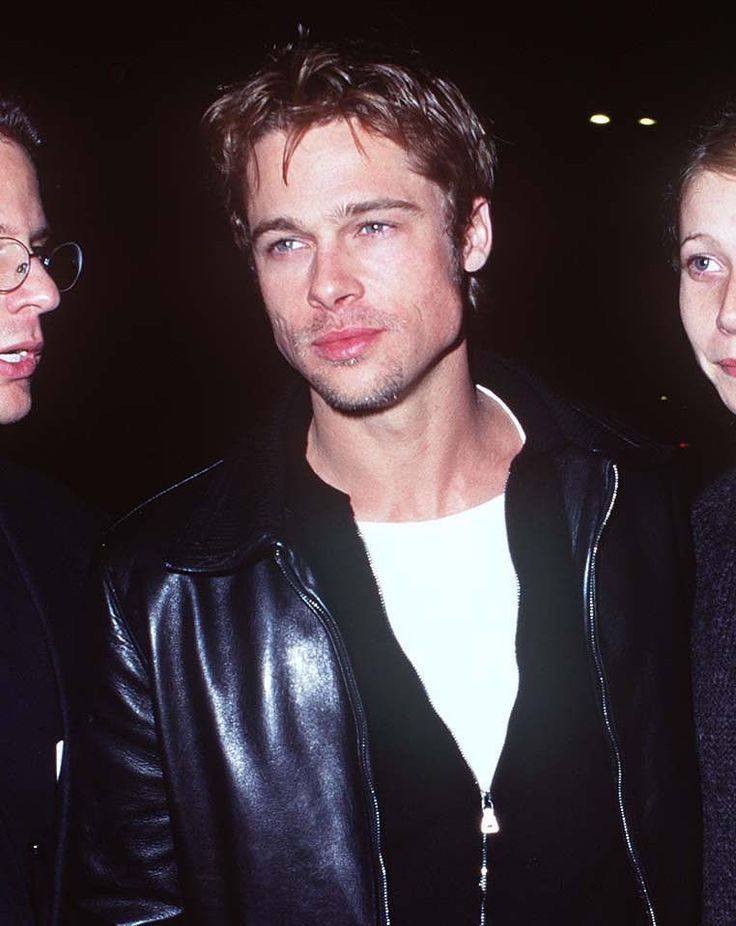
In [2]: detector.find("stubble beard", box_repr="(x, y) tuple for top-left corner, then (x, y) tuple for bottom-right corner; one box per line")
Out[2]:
(308, 356), (406, 415)
(284, 309), (407, 415)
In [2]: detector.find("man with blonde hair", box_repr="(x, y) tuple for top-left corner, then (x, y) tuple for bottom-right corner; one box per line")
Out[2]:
(73, 42), (701, 925)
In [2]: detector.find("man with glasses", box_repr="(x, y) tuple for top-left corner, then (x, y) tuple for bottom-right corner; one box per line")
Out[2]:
(0, 98), (93, 925)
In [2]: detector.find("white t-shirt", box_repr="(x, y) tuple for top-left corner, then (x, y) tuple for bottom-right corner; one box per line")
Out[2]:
(357, 387), (524, 791)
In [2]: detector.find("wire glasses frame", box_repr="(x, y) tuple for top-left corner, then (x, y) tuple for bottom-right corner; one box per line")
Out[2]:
(0, 237), (83, 294)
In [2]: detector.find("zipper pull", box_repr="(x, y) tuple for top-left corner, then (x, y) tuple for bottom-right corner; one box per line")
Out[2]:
(480, 791), (500, 835)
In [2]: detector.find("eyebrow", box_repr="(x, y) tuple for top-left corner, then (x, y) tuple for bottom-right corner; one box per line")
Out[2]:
(679, 232), (714, 247)
(341, 198), (422, 218)
(250, 198), (422, 244)
(0, 221), (51, 242)
(250, 216), (306, 243)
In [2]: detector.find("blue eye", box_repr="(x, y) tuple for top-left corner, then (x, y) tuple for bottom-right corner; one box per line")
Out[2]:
(359, 222), (390, 236)
(269, 238), (304, 255)
(686, 255), (722, 275)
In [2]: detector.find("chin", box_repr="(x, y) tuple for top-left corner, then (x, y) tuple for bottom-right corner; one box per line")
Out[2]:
(717, 390), (736, 418)
(0, 384), (32, 424)
(311, 367), (405, 415)
(322, 390), (402, 416)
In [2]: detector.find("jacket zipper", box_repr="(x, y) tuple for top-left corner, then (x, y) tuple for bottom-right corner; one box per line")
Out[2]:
(388, 653), (500, 926)
(586, 462), (656, 926)
(359, 537), (511, 926)
(274, 543), (391, 926)
(479, 790), (500, 926)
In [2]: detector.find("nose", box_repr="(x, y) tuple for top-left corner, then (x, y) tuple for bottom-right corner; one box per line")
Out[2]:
(7, 257), (60, 316)
(717, 278), (736, 334)
(307, 245), (363, 311)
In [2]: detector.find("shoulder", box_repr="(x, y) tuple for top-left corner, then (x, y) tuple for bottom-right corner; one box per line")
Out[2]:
(692, 466), (736, 551)
(0, 459), (102, 675)
(0, 455), (101, 572)
(103, 383), (306, 579)
(0, 454), (95, 523)
(477, 353), (673, 470)
(101, 459), (227, 570)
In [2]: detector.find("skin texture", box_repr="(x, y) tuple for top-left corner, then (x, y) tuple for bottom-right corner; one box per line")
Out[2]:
(680, 169), (736, 415)
(0, 140), (59, 423)
(244, 119), (522, 521)
(247, 119), (487, 416)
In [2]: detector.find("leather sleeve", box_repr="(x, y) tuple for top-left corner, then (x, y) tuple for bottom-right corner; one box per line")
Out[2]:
(66, 570), (186, 925)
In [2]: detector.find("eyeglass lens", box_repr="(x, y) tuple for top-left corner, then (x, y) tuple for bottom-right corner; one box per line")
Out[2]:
(46, 243), (83, 292)
(0, 239), (28, 292)
(0, 239), (82, 293)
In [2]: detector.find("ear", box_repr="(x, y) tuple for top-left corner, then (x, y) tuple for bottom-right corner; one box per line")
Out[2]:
(462, 197), (493, 273)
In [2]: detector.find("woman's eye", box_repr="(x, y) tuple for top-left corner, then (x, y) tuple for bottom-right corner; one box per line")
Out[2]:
(686, 255), (722, 276)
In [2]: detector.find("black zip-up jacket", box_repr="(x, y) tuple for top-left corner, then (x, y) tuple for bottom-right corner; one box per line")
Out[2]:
(70, 359), (701, 924)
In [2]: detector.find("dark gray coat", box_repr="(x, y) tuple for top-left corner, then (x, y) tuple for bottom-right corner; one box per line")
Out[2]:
(692, 468), (736, 926)
(0, 457), (97, 925)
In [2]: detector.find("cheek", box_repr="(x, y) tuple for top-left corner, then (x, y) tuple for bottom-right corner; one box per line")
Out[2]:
(680, 290), (712, 358)
(258, 272), (307, 338)
(266, 310), (300, 359)
(258, 271), (291, 315)
(256, 253), (310, 302)
(400, 240), (462, 311)
(679, 308), (701, 355)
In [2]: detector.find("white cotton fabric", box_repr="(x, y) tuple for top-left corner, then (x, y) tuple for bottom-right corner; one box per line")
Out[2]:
(357, 387), (524, 790)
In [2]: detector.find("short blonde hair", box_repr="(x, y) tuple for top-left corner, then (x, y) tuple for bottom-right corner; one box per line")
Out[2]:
(202, 40), (496, 307)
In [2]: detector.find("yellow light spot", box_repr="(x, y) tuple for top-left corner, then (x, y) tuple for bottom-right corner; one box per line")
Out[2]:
(638, 117), (657, 126)
(589, 113), (611, 125)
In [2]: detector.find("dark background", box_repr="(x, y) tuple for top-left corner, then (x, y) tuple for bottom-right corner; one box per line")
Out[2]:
(4, 3), (736, 514)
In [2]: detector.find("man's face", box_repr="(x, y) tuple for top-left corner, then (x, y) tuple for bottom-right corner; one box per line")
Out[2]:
(680, 169), (736, 415)
(246, 119), (489, 414)
(0, 140), (59, 423)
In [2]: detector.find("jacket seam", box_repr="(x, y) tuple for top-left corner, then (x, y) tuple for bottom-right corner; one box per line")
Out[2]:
(274, 542), (391, 926)
(585, 461), (656, 925)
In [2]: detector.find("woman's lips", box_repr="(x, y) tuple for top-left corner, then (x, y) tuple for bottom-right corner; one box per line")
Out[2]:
(717, 359), (736, 378)
(312, 327), (383, 362)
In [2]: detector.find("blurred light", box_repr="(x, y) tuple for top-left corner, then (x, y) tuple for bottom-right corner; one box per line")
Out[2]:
(589, 113), (611, 125)
(638, 116), (657, 127)
(659, 395), (669, 401)
(678, 441), (690, 449)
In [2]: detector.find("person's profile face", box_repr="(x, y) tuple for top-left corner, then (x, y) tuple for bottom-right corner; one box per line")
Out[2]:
(680, 168), (736, 415)
(0, 140), (60, 424)
(244, 118), (489, 415)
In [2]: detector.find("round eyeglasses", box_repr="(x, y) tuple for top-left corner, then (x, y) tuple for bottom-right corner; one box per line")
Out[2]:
(0, 237), (83, 294)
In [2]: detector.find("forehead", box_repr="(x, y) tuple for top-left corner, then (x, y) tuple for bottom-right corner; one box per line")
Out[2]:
(245, 119), (440, 223)
(0, 139), (45, 237)
(681, 170), (736, 229)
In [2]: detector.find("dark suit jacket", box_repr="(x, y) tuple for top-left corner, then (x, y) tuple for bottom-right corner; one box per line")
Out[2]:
(0, 457), (98, 925)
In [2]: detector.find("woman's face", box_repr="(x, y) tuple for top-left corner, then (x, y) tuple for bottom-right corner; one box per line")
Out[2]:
(680, 168), (736, 414)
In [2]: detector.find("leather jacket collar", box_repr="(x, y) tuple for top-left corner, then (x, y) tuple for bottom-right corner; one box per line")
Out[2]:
(162, 354), (668, 575)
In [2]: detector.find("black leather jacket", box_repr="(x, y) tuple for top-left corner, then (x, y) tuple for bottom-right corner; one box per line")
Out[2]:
(71, 360), (701, 925)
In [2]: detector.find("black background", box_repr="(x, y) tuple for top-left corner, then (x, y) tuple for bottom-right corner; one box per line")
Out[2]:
(4, 3), (736, 514)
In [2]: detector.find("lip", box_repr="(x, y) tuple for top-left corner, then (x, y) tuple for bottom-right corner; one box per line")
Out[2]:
(0, 340), (43, 380)
(312, 326), (384, 362)
(717, 359), (736, 378)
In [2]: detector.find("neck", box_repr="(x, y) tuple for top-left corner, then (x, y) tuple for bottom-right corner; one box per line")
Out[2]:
(306, 354), (522, 522)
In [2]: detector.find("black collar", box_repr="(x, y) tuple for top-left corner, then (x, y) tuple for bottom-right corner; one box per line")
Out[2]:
(162, 355), (667, 574)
